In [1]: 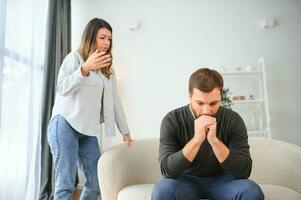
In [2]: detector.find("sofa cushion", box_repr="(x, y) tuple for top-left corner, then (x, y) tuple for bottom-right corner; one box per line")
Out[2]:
(118, 184), (153, 200)
(118, 183), (301, 200)
(259, 184), (301, 200)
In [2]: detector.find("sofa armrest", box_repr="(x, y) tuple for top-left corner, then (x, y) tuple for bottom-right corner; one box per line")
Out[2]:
(249, 137), (301, 194)
(98, 139), (161, 200)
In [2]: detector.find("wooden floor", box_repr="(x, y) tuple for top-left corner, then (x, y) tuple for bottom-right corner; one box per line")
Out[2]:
(72, 189), (101, 200)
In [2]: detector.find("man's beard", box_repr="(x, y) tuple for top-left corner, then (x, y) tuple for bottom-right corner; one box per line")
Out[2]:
(196, 112), (216, 118)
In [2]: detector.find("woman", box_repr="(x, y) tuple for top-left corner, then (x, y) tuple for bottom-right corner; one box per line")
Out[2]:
(47, 18), (132, 200)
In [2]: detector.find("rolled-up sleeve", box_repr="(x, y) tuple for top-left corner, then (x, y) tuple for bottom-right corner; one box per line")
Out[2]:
(221, 113), (252, 179)
(159, 115), (191, 178)
(111, 73), (130, 135)
(57, 53), (88, 96)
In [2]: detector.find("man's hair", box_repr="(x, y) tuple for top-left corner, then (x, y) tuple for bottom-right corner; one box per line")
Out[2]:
(189, 68), (224, 94)
(78, 18), (113, 78)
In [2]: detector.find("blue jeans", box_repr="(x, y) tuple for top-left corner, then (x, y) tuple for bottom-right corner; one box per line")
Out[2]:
(48, 115), (100, 200)
(152, 174), (264, 200)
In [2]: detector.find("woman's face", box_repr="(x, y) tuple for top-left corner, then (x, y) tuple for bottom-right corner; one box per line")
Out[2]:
(95, 28), (112, 53)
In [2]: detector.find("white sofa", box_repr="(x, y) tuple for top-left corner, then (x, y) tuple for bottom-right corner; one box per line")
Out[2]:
(98, 137), (301, 200)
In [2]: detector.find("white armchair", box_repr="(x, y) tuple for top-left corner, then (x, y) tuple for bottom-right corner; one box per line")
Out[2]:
(98, 137), (301, 200)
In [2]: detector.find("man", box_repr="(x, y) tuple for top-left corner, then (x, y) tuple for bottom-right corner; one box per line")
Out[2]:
(152, 68), (264, 200)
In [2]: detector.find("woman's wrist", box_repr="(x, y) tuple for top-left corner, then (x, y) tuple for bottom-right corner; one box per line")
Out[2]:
(81, 64), (90, 76)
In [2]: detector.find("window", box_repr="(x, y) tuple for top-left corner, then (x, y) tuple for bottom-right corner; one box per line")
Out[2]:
(0, 0), (48, 199)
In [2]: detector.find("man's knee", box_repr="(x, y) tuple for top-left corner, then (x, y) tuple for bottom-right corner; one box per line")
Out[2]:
(152, 177), (200, 200)
(152, 179), (176, 200)
(237, 179), (264, 200)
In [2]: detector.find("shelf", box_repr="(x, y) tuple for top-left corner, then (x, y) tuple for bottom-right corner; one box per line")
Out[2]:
(232, 99), (264, 104)
(221, 58), (271, 138)
(221, 71), (262, 75)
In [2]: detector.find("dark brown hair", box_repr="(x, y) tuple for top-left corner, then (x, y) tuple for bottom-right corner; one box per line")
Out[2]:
(189, 68), (223, 94)
(78, 18), (113, 78)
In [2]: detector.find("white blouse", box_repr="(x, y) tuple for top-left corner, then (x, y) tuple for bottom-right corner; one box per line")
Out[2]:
(50, 51), (129, 137)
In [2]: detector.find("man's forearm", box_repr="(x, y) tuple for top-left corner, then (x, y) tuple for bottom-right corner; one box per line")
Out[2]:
(209, 138), (230, 163)
(182, 137), (204, 162)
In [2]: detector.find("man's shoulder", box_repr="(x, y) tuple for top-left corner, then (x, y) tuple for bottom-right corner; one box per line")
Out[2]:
(218, 106), (245, 128)
(164, 105), (189, 119)
(161, 105), (191, 133)
(218, 106), (241, 119)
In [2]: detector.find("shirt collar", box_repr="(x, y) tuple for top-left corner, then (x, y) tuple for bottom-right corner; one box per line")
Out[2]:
(188, 104), (196, 119)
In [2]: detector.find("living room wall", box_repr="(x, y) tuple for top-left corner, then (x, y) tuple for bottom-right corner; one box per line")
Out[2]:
(71, 0), (301, 148)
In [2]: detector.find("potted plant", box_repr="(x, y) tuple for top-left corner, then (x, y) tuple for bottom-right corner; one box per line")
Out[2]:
(221, 88), (232, 109)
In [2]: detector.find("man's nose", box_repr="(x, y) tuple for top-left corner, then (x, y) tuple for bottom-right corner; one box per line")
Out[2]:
(203, 105), (211, 115)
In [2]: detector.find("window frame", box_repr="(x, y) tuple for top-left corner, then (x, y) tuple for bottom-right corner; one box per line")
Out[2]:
(0, 0), (7, 131)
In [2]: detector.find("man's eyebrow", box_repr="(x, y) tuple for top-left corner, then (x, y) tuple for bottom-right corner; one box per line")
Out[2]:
(196, 100), (220, 104)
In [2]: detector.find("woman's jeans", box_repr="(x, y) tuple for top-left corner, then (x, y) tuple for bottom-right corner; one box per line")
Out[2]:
(152, 173), (264, 200)
(48, 115), (100, 200)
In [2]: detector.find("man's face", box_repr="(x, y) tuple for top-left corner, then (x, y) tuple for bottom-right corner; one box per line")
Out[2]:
(189, 87), (221, 118)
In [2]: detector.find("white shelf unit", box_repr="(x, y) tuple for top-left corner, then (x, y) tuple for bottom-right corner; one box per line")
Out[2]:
(220, 58), (271, 138)
(232, 99), (264, 104)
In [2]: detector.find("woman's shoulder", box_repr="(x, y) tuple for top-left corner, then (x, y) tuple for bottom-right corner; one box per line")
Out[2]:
(64, 50), (84, 63)
(66, 50), (83, 59)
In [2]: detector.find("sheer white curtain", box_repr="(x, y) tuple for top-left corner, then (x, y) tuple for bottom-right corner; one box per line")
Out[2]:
(0, 0), (48, 199)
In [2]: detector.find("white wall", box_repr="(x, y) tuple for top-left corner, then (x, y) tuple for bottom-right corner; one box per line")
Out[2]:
(72, 0), (301, 147)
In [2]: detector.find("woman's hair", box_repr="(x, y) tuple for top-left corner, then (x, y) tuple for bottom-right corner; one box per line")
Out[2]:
(78, 18), (113, 78)
(189, 68), (224, 95)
